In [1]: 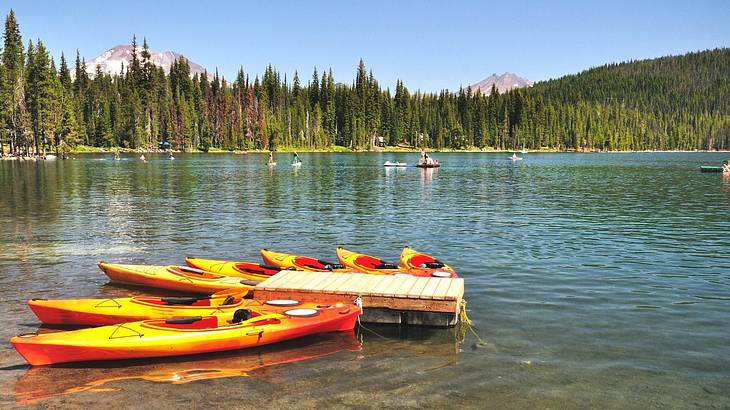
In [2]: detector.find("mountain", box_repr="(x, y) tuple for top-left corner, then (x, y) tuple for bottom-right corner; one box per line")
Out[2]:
(84, 45), (210, 78)
(471, 72), (532, 94)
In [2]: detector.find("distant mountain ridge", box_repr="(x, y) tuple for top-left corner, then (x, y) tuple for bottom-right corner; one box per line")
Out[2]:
(471, 72), (532, 94)
(84, 44), (210, 78)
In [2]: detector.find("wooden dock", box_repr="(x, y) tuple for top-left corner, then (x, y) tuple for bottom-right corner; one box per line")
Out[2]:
(253, 271), (464, 327)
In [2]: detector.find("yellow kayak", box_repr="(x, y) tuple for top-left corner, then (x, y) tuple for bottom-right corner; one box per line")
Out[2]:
(98, 262), (258, 294)
(260, 249), (349, 272)
(399, 246), (459, 278)
(184, 257), (280, 280)
(12, 303), (361, 365)
(335, 247), (405, 275)
(27, 289), (253, 326)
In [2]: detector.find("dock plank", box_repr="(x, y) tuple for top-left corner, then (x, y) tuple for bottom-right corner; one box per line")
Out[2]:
(311, 272), (339, 291)
(432, 278), (453, 300)
(292, 271), (332, 291)
(256, 271), (292, 290)
(392, 275), (419, 297)
(370, 275), (398, 296)
(359, 274), (386, 295)
(444, 278), (465, 300)
(405, 277), (431, 298)
(271, 271), (309, 290)
(419, 277), (441, 300)
(343, 274), (374, 295)
(321, 273), (353, 293)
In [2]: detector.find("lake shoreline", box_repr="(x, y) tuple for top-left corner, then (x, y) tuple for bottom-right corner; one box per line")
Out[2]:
(2, 145), (729, 160)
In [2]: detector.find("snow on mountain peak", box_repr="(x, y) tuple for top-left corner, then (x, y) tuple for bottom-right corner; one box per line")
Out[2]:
(470, 72), (532, 95)
(84, 44), (210, 78)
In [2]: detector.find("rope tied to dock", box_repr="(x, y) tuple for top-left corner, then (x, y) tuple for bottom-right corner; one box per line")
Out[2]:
(457, 299), (490, 349)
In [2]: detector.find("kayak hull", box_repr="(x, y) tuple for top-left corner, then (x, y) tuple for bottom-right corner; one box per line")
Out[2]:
(335, 247), (405, 275)
(28, 291), (252, 326)
(184, 257), (279, 279)
(399, 246), (458, 278)
(260, 249), (350, 272)
(98, 262), (256, 295)
(12, 303), (360, 366)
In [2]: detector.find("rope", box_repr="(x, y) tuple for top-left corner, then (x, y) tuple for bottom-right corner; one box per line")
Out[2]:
(457, 299), (489, 348)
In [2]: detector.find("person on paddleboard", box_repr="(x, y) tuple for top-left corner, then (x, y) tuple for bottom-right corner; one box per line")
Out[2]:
(269, 152), (274, 164)
(293, 152), (300, 164)
(723, 158), (730, 174)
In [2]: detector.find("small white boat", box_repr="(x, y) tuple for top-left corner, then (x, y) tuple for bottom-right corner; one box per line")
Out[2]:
(510, 153), (523, 161)
(44, 155), (57, 161)
(384, 161), (407, 167)
(520, 149), (528, 154)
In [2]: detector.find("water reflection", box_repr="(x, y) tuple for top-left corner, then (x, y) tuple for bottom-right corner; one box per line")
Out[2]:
(14, 331), (362, 404)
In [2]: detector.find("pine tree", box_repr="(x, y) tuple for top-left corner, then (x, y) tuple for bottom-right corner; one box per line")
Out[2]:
(0, 9), (26, 155)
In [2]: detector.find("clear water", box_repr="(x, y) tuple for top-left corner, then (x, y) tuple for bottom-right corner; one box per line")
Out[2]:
(1, 152), (729, 408)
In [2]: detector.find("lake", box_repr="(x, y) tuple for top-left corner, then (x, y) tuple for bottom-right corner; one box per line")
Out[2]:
(1, 152), (729, 408)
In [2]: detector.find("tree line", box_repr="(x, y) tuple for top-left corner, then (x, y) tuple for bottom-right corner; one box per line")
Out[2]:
(1, 9), (729, 157)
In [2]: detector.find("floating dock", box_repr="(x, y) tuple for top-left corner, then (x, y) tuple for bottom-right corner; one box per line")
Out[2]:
(254, 271), (464, 327)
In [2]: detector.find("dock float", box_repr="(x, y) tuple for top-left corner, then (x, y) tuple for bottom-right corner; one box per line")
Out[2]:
(254, 271), (464, 327)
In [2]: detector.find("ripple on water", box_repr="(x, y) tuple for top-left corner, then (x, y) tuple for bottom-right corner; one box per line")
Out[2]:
(1, 152), (729, 408)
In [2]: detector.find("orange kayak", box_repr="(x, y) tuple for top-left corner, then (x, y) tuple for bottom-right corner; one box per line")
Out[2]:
(98, 262), (258, 294)
(335, 247), (406, 275)
(27, 289), (255, 326)
(12, 302), (361, 366)
(260, 249), (350, 272)
(15, 331), (362, 404)
(399, 246), (459, 278)
(184, 257), (281, 279)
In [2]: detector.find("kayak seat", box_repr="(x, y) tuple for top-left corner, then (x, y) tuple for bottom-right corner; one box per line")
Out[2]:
(409, 255), (439, 267)
(419, 262), (445, 269)
(355, 255), (389, 269)
(296, 257), (326, 270)
(375, 263), (398, 270)
(232, 309), (252, 323)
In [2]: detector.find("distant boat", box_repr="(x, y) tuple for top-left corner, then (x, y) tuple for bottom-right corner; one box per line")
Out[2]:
(384, 161), (407, 167)
(520, 148), (528, 154)
(44, 155), (57, 161)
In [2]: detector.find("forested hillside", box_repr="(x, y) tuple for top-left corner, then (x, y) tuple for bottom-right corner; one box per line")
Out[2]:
(1, 9), (728, 156)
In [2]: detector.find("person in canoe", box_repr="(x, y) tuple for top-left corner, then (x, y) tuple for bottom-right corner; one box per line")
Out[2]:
(419, 150), (434, 166)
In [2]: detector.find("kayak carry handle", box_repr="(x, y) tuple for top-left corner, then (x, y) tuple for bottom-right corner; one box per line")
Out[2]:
(178, 266), (206, 275)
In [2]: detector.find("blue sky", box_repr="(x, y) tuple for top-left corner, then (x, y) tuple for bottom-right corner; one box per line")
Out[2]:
(3, 0), (729, 91)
